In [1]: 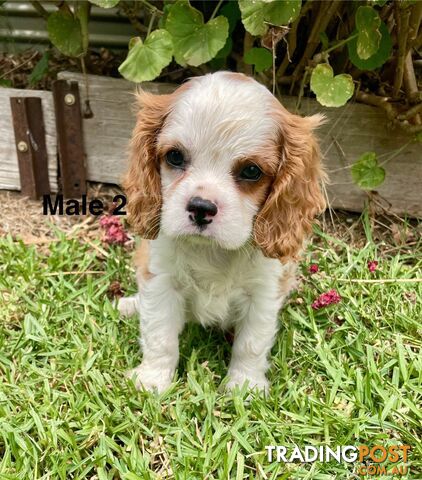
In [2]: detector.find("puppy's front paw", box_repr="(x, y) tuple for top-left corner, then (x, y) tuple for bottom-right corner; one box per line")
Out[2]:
(226, 369), (269, 395)
(126, 363), (173, 393)
(117, 296), (139, 317)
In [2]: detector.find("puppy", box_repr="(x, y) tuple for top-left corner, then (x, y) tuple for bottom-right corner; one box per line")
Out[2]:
(118, 72), (325, 394)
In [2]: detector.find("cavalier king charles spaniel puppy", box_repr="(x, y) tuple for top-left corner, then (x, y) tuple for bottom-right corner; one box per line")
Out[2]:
(118, 71), (326, 394)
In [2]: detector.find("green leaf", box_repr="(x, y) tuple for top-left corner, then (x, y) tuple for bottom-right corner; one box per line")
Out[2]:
(29, 52), (50, 86)
(0, 78), (12, 87)
(239, 0), (266, 35)
(220, 1), (241, 35)
(89, 0), (120, 7)
(213, 1), (240, 62)
(348, 22), (391, 71)
(118, 30), (173, 82)
(239, 0), (301, 36)
(215, 37), (233, 60)
(158, 2), (173, 28)
(47, 11), (84, 57)
(415, 131), (422, 143)
(264, 0), (302, 26)
(310, 64), (354, 108)
(165, 0), (228, 67)
(351, 152), (385, 189)
(244, 47), (272, 72)
(319, 31), (329, 51)
(355, 6), (381, 60)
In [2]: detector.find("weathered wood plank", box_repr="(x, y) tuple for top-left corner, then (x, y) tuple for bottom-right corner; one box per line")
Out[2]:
(58, 72), (175, 185)
(286, 97), (422, 218)
(58, 72), (422, 217)
(0, 88), (58, 192)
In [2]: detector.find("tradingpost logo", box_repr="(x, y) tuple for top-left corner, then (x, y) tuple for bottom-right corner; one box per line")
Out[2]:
(265, 444), (411, 475)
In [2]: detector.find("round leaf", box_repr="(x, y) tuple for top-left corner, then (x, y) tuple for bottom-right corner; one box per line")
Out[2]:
(351, 152), (385, 189)
(239, 0), (301, 36)
(165, 0), (229, 67)
(310, 64), (354, 108)
(355, 6), (381, 60)
(215, 37), (233, 59)
(348, 22), (391, 71)
(220, 1), (241, 35)
(118, 30), (173, 82)
(238, 0), (266, 36)
(89, 0), (120, 7)
(264, 0), (302, 26)
(244, 47), (272, 72)
(47, 11), (84, 57)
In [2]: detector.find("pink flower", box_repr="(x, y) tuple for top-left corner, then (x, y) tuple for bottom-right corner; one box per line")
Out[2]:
(367, 260), (378, 273)
(309, 264), (319, 274)
(99, 214), (128, 245)
(99, 215), (120, 228)
(312, 289), (341, 310)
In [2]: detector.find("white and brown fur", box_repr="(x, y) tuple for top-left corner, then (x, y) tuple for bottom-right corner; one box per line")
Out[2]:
(118, 72), (326, 394)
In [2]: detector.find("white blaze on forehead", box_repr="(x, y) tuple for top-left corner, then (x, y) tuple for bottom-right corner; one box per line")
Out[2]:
(158, 72), (278, 163)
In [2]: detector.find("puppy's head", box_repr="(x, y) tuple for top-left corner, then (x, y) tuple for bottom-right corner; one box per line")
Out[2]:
(124, 72), (326, 261)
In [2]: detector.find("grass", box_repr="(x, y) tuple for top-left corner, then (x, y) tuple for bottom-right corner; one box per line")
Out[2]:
(0, 216), (421, 479)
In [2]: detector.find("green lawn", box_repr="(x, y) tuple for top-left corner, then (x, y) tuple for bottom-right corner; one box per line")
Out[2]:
(0, 217), (421, 479)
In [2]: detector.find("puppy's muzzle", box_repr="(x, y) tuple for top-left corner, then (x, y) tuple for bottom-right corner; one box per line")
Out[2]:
(187, 196), (218, 229)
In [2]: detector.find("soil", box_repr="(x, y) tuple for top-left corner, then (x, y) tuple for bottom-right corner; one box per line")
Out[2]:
(0, 48), (126, 91)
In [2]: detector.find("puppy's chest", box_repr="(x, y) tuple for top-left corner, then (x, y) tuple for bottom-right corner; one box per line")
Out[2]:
(176, 261), (245, 328)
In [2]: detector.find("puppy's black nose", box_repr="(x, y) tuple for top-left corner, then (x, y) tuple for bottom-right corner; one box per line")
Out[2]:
(187, 196), (218, 228)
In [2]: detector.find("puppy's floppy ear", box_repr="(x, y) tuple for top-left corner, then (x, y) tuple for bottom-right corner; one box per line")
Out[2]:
(123, 90), (174, 239)
(254, 101), (326, 262)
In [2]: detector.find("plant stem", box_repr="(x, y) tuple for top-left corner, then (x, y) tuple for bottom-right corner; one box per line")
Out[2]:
(392, 120), (422, 133)
(403, 51), (421, 112)
(30, 1), (49, 19)
(356, 91), (397, 119)
(321, 33), (358, 56)
(407, 1), (422, 48)
(210, 0), (223, 21)
(291, 0), (341, 91)
(242, 32), (254, 76)
(393, 2), (411, 98)
(147, 10), (156, 37)
(76, 1), (90, 55)
(140, 0), (163, 16)
(120, 3), (147, 34)
(379, 139), (413, 167)
(277, 1), (314, 79)
(397, 102), (422, 121)
(55, 1), (72, 15)
(295, 67), (310, 112)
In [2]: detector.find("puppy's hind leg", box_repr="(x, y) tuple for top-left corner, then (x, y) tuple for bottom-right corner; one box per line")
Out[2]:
(117, 295), (139, 317)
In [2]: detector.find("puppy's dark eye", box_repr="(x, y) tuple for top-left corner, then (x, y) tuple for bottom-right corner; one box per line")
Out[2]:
(238, 164), (262, 181)
(166, 149), (185, 169)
